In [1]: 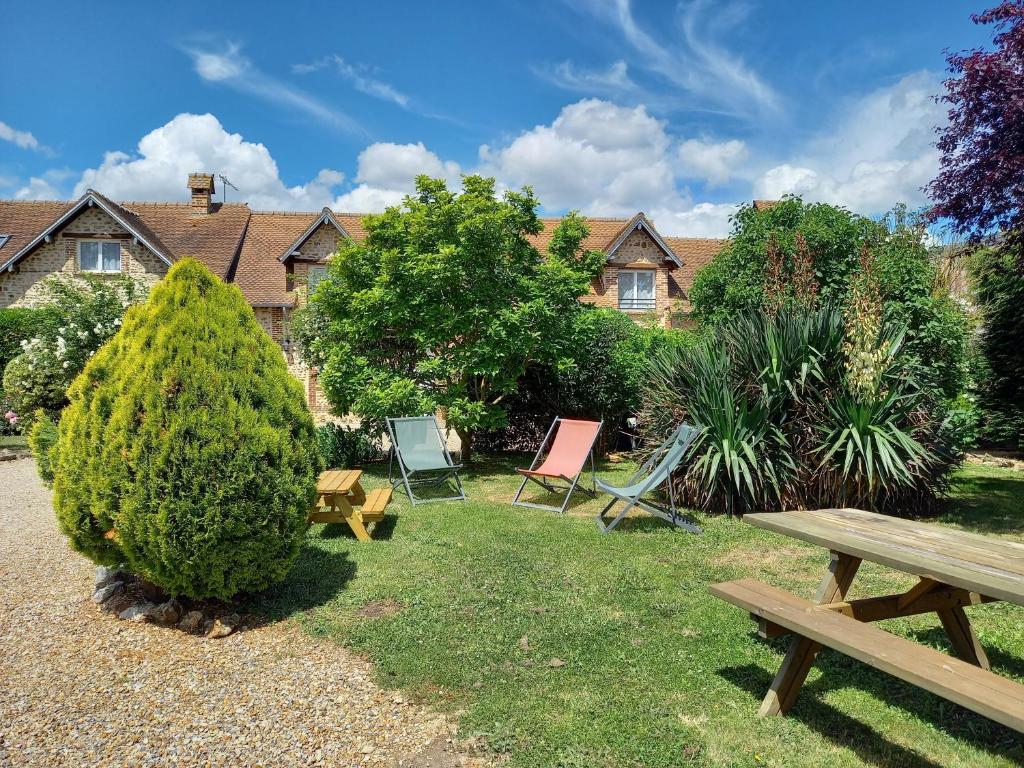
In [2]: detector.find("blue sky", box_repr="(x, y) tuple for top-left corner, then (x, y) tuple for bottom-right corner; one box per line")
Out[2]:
(0, 1), (992, 236)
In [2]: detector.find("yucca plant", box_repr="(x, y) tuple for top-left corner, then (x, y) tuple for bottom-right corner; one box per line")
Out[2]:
(638, 302), (953, 517)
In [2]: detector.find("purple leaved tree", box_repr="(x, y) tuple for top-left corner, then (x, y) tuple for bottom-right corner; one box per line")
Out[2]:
(927, 2), (1024, 247)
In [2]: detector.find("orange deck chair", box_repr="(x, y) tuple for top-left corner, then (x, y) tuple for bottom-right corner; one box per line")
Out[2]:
(511, 417), (603, 513)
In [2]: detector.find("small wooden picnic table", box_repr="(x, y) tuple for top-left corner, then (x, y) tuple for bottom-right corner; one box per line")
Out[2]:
(719, 507), (1024, 731)
(307, 469), (391, 542)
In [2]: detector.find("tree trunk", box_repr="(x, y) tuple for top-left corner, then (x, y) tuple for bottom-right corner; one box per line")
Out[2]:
(455, 426), (473, 465)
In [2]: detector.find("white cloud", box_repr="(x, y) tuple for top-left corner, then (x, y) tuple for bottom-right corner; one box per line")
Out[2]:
(12, 168), (73, 200)
(0, 121), (53, 156)
(569, 0), (780, 117)
(0, 121), (41, 151)
(650, 202), (740, 238)
(479, 99), (680, 216)
(293, 54), (409, 108)
(182, 42), (363, 135)
(535, 60), (637, 94)
(333, 142), (461, 211)
(73, 113), (345, 210)
(677, 138), (749, 185)
(754, 72), (943, 212)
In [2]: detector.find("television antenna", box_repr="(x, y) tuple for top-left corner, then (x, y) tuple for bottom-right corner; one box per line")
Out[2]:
(218, 174), (239, 203)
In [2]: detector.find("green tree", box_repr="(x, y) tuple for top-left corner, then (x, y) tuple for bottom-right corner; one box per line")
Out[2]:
(53, 259), (319, 600)
(689, 198), (971, 404)
(296, 175), (603, 462)
(970, 244), (1024, 448)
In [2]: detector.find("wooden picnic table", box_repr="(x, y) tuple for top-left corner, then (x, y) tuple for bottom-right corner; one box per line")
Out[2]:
(307, 469), (391, 542)
(711, 507), (1024, 733)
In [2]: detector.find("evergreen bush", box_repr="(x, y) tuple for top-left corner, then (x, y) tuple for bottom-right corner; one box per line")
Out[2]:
(52, 259), (320, 600)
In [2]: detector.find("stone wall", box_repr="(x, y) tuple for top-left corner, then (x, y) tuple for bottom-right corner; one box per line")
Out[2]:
(0, 208), (167, 308)
(580, 230), (679, 327)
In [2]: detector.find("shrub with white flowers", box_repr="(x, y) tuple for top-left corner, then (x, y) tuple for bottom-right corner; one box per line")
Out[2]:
(2, 274), (144, 426)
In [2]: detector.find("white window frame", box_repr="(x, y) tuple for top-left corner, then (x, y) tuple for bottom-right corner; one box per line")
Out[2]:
(77, 239), (122, 273)
(618, 269), (656, 311)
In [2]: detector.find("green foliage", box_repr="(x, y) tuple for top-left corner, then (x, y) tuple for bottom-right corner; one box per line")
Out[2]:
(970, 244), (1024, 449)
(316, 422), (384, 468)
(689, 199), (972, 405)
(28, 409), (58, 486)
(52, 259), (320, 600)
(640, 305), (953, 515)
(478, 309), (695, 453)
(297, 175), (603, 460)
(0, 306), (57, 380)
(1, 274), (143, 425)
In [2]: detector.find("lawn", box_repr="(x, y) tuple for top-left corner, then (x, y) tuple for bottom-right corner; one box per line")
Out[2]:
(246, 458), (1024, 768)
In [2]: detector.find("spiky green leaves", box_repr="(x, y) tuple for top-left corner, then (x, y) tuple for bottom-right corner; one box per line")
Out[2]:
(52, 259), (320, 599)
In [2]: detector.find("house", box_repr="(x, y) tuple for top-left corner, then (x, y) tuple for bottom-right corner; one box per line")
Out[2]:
(0, 172), (728, 412)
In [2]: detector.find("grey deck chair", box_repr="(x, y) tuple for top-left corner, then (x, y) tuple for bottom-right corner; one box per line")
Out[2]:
(387, 415), (466, 505)
(595, 423), (702, 534)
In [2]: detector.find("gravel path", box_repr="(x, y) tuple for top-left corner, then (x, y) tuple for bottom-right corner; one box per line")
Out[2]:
(0, 458), (485, 768)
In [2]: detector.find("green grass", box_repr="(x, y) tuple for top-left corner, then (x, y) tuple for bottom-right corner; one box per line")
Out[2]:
(0, 434), (28, 448)
(245, 459), (1024, 767)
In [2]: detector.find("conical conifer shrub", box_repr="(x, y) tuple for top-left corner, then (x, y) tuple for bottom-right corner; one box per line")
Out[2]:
(53, 259), (320, 599)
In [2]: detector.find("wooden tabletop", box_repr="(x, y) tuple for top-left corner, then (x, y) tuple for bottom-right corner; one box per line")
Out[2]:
(745, 508), (1024, 607)
(317, 469), (363, 494)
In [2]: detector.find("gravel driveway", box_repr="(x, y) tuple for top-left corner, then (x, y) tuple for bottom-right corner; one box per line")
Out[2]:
(0, 458), (484, 768)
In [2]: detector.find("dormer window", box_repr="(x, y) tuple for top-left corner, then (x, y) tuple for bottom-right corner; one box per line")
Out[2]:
(78, 240), (121, 273)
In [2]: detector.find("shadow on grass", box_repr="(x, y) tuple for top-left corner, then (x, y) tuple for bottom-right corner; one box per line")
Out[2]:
(909, 625), (1024, 681)
(240, 543), (357, 621)
(719, 660), (1024, 766)
(940, 470), (1024, 535)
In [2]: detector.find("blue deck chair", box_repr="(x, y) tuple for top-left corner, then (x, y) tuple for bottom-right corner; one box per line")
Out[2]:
(595, 423), (702, 534)
(387, 415), (466, 505)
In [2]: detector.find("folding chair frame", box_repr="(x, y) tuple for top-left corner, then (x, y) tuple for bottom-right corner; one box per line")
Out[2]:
(387, 416), (467, 506)
(595, 424), (702, 534)
(511, 417), (603, 514)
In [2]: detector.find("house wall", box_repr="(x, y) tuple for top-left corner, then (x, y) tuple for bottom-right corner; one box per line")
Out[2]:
(291, 223), (340, 308)
(581, 230), (679, 327)
(0, 208), (167, 308)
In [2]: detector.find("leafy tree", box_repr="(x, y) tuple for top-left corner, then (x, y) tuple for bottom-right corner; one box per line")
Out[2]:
(297, 175), (603, 462)
(970, 245), (1024, 448)
(927, 2), (1024, 245)
(689, 198), (971, 404)
(53, 259), (319, 600)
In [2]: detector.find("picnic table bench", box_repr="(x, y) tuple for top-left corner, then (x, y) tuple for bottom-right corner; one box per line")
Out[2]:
(711, 507), (1024, 733)
(307, 469), (392, 542)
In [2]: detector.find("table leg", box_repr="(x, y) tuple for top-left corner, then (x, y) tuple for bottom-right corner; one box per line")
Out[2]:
(759, 551), (862, 716)
(937, 605), (991, 670)
(349, 479), (367, 507)
(347, 512), (373, 543)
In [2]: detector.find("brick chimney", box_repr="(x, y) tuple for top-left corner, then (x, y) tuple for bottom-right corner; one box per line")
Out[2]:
(188, 173), (216, 214)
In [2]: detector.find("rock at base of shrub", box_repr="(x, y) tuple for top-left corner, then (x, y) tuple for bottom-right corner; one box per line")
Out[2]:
(178, 610), (204, 632)
(206, 613), (240, 639)
(94, 565), (127, 589)
(92, 581), (125, 604)
(118, 602), (155, 622)
(146, 599), (182, 625)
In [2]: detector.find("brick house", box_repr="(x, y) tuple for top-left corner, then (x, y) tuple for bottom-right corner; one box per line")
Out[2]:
(0, 172), (727, 413)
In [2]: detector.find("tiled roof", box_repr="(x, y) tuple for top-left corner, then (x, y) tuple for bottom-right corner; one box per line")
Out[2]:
(234, 211), (319, 306)
(0, 200), (75, 259)
(0, 193), (729, 309)
(0, 195), (249, 279)
(123, 201), (250, 279)
(663, 237), (727, 306)
(528, 217), (631, 255)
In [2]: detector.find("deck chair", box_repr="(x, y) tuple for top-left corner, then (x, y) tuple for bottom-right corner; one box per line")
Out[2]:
(387, 415), (466, 505)
(512, 417), (603, 513)
(595, 423), (702, 534)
